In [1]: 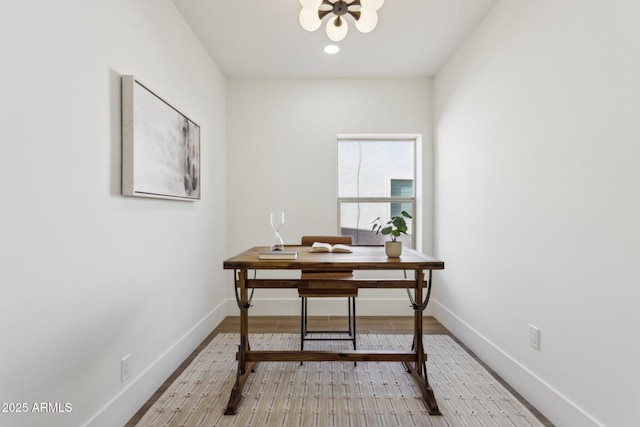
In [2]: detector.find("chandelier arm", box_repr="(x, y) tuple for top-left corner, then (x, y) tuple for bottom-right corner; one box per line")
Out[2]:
(319, 9), (333, 20)
(347, 10), (361, 20)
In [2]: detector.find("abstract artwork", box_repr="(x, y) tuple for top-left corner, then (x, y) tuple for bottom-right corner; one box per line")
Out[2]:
(122, 75), (200, 201)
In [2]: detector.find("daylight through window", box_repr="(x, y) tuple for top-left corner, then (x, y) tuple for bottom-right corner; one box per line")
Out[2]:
(337, 137), (417, 248)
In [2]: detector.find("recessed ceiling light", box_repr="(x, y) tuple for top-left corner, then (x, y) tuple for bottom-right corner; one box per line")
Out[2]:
(324, 44), (340, 54)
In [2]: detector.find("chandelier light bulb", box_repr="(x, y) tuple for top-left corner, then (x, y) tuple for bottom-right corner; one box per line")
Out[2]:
(360, 0), (384, 11)
(326, 16), (348, 42)
(299, 0), (322, 8)
(355, 9), (378, 33)
(299, 7), (322, 32)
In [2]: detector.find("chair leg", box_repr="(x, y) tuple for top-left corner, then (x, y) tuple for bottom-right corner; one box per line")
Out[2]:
(304, 297), (308, 339)
(300, 297), (305, 365)
(299, 296), (357, 365)
(351, 297), (357, 366)
(300, 297), (307, 350)
(347, 298), (352, 337)
(301, 297), (306, 351)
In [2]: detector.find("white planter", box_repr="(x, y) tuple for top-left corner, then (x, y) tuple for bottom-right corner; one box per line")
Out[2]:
(385, 241), (403, 258)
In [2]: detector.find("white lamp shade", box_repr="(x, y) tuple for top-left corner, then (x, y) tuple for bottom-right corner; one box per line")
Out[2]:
(361, 0), (384, 11)
(299, 8), (321, 32)
(326, 16), (348, 42)
(299, 0), (322, 8)
(355, 9), (378, 33)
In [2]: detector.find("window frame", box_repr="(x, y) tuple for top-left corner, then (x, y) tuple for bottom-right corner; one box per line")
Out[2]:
(336, 134), (420, 250)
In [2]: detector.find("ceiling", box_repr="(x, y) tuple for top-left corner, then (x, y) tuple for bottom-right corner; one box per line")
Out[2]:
(171, 0), (497, 78)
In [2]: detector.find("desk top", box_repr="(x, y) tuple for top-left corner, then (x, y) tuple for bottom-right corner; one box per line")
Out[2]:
(224, 245), (444, 271)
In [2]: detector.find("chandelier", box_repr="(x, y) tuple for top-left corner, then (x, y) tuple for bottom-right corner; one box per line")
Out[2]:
(299, 0), (385, 42)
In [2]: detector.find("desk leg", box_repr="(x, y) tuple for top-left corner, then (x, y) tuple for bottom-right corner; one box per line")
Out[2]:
(404, 270), (441, 416)
(225, 269), (255, 415)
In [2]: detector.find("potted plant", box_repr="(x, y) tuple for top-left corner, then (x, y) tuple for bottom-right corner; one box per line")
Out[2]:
(371, 210), (412, 257)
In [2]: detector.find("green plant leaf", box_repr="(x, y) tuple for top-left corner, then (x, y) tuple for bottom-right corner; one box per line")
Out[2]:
(372, 212), (412, 240)
(392, 217), (406, 229)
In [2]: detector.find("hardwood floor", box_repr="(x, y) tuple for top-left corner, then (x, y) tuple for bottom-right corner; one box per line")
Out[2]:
(125, 316), (554, 426)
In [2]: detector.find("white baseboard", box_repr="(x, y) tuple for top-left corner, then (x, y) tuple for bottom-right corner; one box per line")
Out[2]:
(224, 297), (436, 317)
(83, 301), (227, 427)
(431, 300), (604, 427)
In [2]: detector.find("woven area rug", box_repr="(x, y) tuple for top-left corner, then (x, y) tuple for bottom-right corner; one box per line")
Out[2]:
(136, 333), (545, 427)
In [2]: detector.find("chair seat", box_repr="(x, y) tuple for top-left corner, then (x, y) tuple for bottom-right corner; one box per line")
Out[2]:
(298, 288), (359, 298)
(301, 271), (353, 278)
(298, 273), (358, 297)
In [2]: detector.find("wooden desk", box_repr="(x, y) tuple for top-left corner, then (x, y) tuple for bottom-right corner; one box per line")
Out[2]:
(223, 245), (445, 416)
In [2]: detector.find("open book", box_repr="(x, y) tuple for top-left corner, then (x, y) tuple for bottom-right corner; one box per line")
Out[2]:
(308, 242), (353, 253)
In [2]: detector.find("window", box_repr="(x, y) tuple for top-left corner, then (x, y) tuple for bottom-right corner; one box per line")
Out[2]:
(390, 179), (413, 218)
(337, 137), (417, 248)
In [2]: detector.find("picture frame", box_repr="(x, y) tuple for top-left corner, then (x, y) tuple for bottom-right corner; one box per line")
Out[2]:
(121, 75), (201, 201)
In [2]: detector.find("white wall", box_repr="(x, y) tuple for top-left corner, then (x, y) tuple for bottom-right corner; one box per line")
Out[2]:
(226, 78), (434, 315)
(434, 1), (640, 426)
(0, 1), (227, 426)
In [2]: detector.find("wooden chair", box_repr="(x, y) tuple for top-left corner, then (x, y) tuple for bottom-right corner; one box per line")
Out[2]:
(299, 236), (357, 352)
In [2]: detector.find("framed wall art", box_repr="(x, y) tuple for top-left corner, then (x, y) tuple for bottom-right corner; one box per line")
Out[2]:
(122, 75), (200, 201)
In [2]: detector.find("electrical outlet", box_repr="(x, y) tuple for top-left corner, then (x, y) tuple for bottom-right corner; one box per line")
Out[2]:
(121, 354), (132, 383)
(528, 325), (540, 350)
